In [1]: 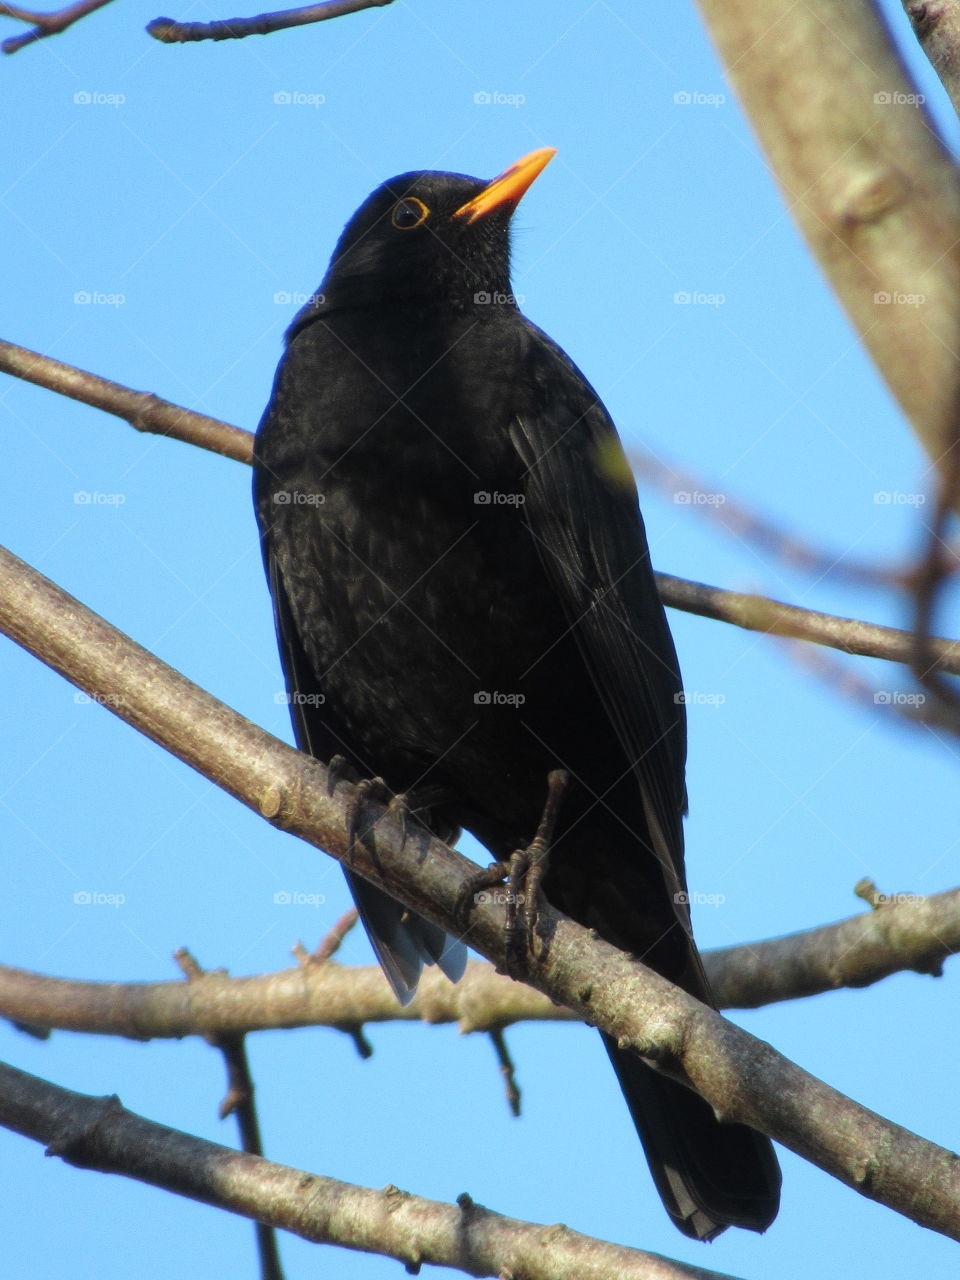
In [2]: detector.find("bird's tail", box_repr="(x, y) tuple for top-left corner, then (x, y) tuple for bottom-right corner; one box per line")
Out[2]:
(601, 1030), (781, 1240)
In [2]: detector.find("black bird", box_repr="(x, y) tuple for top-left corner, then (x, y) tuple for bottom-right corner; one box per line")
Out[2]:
(253, 148), (781, 1240)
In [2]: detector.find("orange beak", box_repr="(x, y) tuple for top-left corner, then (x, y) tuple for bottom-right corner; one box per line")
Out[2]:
(453, 147), (557, 223)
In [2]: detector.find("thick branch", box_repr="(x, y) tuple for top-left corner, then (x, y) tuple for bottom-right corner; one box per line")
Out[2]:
(696, 0), (960, 491)
(2, 886), (958, 1039)
(2, 543), (960, 1239)
(0, 1061), (734, 1280)
(902, 2), (960, 120)
(3, 338), (958, 675)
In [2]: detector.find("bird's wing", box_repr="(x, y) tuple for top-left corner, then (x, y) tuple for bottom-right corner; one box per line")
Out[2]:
(258, 518), (466, 1004)
(510, 324), (692, 924)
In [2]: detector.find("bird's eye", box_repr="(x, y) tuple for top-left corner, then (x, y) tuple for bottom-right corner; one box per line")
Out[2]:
(391, 198), (429, 230)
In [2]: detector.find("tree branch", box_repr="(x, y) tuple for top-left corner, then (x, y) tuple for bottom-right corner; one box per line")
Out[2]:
(0, 339), (252, 464)
(3, 338), (958, 675)
(146, 0), (394, 45)
(695, 0), (960, 495)
(631, 447), (911, 588)
(1, 542), (960, 1238)
(901, 1), (960, 120)
(0, 0), (114, 53)
(0, 1060), (736, 1280)
(2, 885), (958, 1040)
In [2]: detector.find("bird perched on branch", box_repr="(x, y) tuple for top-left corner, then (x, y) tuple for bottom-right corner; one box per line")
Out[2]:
(253, 147), (781, 1240)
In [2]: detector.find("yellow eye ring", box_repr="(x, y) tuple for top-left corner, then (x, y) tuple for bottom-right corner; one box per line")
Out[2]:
(391, 198), (429, 230)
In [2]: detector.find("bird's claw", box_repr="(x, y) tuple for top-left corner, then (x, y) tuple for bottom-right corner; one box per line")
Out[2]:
(458, 768), (569, 973)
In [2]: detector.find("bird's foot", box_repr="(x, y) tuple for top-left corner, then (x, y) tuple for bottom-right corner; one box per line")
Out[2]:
(456, 768), (569, 973)
(329, 758), (451, 853)
(346, 776), (395, 852)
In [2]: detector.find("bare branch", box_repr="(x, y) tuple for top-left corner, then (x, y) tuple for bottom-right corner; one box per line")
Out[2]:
(0, 340), (253, 464)
(911, 443), (960, 729)
(0, 1060), (737, 1280)
(655, 573), (960, 675)
(147, 0), (394, 45)
(308, 907), (360, 962)
(1, 542), (959, 1238)
(707, 883), (959, 1007)
(4, 338), (958, 676)
(774, 636), (945, 729)
(631, 447), (909, 588)
(901, 1), (960, 119)
(176, 950), (284, 1280)
(0, 0), (114, 53)
(3, 886), (958, 1038)
(695, 0), (960, 495)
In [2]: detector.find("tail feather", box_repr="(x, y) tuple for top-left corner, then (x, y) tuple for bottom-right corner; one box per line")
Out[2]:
(602, 1031), (781, 1240)
(345, 869), (467, 1005)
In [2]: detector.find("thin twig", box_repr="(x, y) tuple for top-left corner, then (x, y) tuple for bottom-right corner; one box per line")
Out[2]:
(655, 573), (960, 674)
(488, 1029), (521, 1117)
(214, 1034), (285, 1280)
(0, 0), (114, 53)
(911, 432), (960, 730)
(177, 950), (284, 1280)
(147, 0), (393, 45)
(631, 447), (909, 587)
(310, 908), (360, 962)
(773, 636), (945, 730)
(0, 340), (253, 464)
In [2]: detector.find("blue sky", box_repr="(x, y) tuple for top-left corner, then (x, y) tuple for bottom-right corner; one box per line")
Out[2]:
(2, 1), (959, 1277)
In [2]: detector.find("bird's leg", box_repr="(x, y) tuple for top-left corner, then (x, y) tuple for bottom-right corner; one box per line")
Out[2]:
(456, 768), (570, 970)
(506, 768), (569, 964)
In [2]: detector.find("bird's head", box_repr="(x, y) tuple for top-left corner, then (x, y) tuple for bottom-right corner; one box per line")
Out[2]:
(290, 147), (556, 331)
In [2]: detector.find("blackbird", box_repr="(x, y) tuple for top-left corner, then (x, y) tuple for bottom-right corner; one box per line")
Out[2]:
(253, 147), (781, 1240)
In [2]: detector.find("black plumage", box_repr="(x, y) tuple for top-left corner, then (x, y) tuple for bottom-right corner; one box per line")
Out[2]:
(253, 149), (781, 1240)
